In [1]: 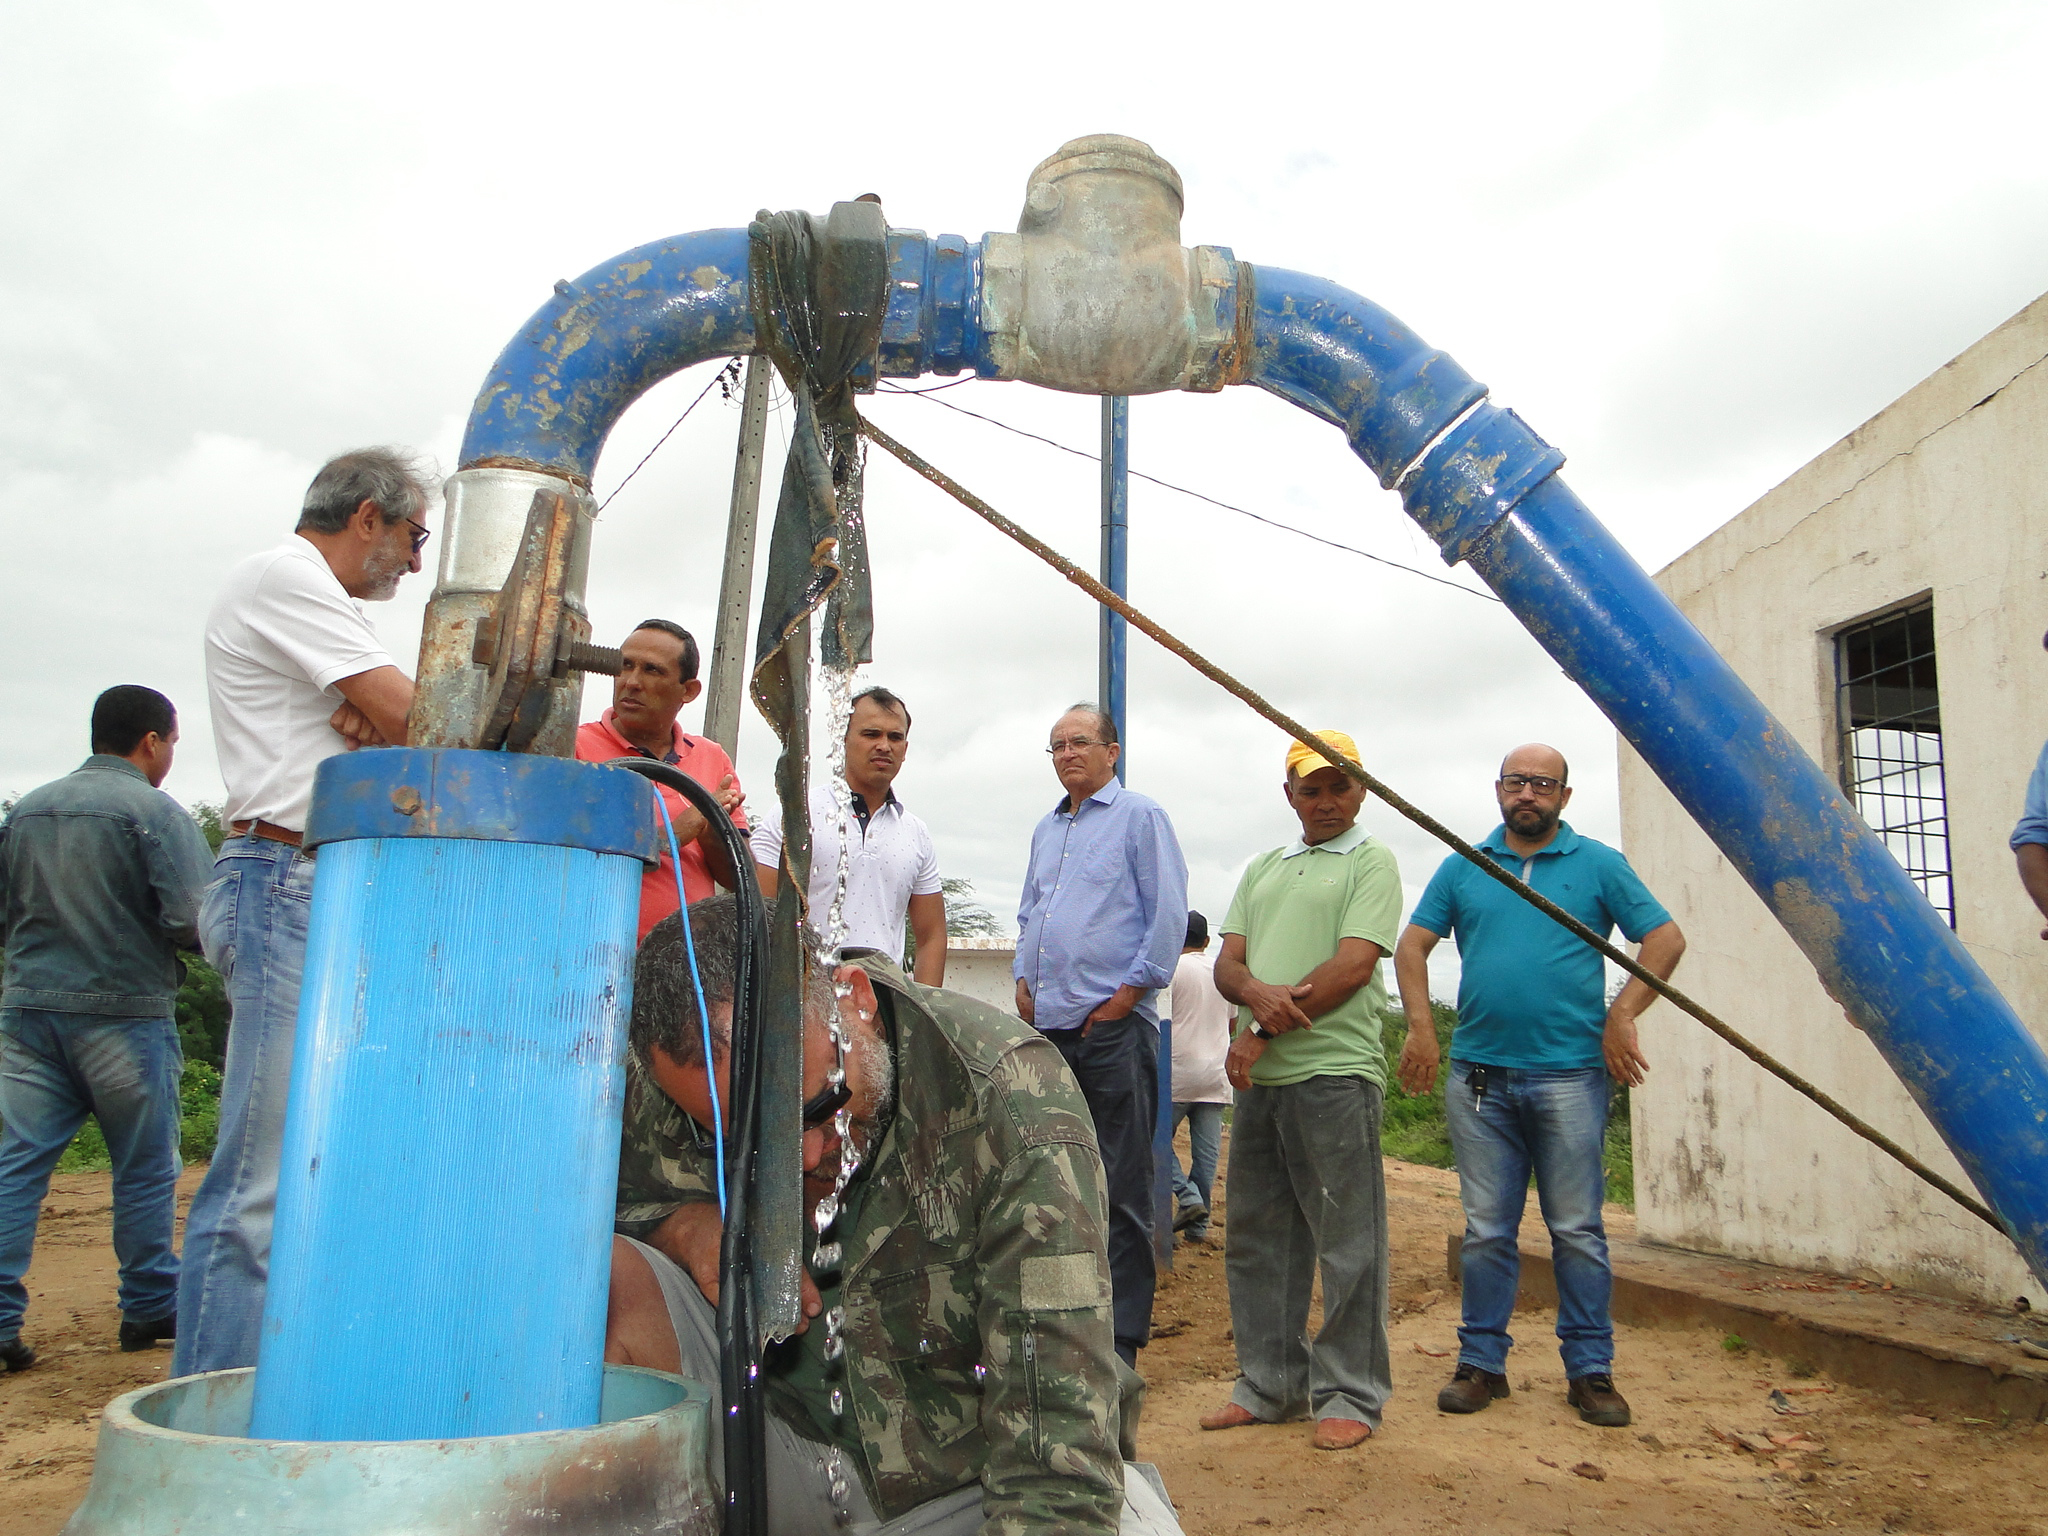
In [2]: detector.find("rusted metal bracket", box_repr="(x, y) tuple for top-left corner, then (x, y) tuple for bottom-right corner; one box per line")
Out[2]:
(469, 490), (621, 752)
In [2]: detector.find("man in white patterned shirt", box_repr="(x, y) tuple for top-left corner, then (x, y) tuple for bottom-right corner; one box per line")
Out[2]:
(751, 686), (947, 982)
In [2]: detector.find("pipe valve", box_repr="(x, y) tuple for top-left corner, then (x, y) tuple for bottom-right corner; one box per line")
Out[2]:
(981, 134), (1243, 395)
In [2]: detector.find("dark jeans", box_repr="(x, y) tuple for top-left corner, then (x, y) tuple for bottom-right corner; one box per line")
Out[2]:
(1043, 1014), (1158, 1361)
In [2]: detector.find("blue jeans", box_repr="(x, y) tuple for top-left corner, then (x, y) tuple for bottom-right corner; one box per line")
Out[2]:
(173, 835), (314, 1376)
(1170, 1101), (1222, 1236)
(0, 1010), (183, 1340)
(1443, 1061), (1613, 1379)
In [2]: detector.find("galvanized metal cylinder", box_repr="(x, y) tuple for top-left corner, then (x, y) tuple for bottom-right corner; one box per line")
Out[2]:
(64, 1365), (715, 1536)
(411, 466), (597, 755)
(248, 749), (658, 1442)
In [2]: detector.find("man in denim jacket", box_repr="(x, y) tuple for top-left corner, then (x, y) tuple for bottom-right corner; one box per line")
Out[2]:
(0, 686), (214, 1371)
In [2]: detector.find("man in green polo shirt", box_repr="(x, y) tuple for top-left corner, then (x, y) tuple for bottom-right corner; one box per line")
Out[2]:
(1197, 731), (1402, 1453)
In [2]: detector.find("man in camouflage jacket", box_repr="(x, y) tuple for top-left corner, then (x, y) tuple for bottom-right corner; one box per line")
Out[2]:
(607, 897), (1178, 1536)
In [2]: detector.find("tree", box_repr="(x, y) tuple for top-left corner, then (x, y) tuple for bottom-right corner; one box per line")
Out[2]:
(942, 877), (1001, 938)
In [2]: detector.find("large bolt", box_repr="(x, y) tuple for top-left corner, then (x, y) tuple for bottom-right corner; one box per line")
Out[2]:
(558, 640), (623, 677)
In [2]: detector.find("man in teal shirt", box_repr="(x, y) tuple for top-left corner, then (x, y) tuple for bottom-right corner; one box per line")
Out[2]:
(1197, 731), (1401, 1453)
(1394, 743), (1684, 1429)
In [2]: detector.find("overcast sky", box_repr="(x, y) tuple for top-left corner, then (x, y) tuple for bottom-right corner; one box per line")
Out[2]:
(5, 2), (2045, 997)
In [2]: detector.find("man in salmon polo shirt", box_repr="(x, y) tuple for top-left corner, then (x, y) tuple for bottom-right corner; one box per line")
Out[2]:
(574, 620), (746, 939)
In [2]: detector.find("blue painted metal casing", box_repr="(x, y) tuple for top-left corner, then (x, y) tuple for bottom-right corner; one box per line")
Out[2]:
(1248, 264), (2048, 1282)
(250, 750), (658, 1442)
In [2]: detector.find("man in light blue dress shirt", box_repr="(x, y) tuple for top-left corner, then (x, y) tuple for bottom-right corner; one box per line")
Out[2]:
(1016, 706), (1188, 1366)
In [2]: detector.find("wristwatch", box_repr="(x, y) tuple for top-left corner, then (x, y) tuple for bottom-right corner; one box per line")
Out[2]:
(1250, 1024), (1276, 1040)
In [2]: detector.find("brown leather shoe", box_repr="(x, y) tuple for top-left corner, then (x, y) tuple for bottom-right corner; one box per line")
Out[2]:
(1437, 1362), (1511, 1413)
(1312, 1417), (1372, 1450)
(1199, 1402), (1261, 1431)
(1566, 1373), (1632, 1427)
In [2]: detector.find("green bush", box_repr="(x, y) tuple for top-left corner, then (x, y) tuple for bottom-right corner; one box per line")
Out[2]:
(175, 955), (230, 1071)
(1377, 1002), (1636, 1208)
(1379, 1001), (1459, 1169)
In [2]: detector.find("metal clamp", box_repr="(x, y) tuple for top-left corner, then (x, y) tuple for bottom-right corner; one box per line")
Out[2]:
(468, 490), (620, 752)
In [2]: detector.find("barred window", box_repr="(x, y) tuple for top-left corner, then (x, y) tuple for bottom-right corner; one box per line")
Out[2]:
(1835, 600), (1952, 926)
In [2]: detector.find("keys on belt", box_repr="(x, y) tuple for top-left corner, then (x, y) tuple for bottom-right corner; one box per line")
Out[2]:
(230, 819), (305, 848)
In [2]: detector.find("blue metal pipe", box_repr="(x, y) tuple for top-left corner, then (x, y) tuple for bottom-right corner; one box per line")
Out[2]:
(459, 226), (991, 480)
(250, 750), (658, 1441)
(1247, 264), (2048, 1279)
(458, 228), (755, 482)
(447, 222), (2048, 1288)
(1100, 395), (1130, 781)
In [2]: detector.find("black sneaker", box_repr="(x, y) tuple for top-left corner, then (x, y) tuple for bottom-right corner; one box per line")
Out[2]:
(1437, 1362), (1510, 1413)
(118, 1312), (177, 1353)
(1, 1337), (36, 1373)
(1567, 1372), (1632, 1426)
(1172, 1200), (1210, 1233)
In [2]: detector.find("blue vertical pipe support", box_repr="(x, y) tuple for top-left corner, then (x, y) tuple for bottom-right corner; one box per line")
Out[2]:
(248, 749), (659, 1442)
(1099, 395), (1130, 781)
(1244, 263), (2048, 1283)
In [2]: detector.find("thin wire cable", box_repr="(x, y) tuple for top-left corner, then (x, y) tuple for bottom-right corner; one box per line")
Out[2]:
(596, 362), (734, 512)
(875, 382), (1501, 603)
(654, 792), (726, 1214)
(859, 413), (2006, 1238)
(878, 376), (980, 393)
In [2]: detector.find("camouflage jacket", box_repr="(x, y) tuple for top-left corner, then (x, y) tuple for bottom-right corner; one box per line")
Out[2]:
(615, 957), (1124, 1535)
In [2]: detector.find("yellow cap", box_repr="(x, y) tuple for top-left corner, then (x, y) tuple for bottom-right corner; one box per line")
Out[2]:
(1286, 731), (1361, 779)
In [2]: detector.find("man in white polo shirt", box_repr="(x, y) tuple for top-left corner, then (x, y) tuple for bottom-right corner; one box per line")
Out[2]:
(750, 686), (947, 982)
(175, 446), (436, 1376)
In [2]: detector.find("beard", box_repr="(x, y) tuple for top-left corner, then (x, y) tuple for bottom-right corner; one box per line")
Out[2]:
(359, 538), (412, 601)
(1506, 803), (1560, 838)
(808, 1025), (895, 1190)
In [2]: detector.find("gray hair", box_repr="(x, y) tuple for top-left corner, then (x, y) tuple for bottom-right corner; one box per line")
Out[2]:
(1062, 702), (1119, 746)
(630, 894), (834, 1072)
(297, 447), (439, 535)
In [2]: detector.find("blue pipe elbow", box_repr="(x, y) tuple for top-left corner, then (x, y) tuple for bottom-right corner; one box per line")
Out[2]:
(458, 226), (989, 481)
(1248, 263), (2048, 1275)
(459, 228), (755, 482)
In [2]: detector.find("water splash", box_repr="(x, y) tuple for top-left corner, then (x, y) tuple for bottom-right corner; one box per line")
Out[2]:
(810, 655), (862, 1482)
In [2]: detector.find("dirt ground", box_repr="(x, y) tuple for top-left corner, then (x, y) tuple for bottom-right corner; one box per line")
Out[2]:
(9, 1146), (2048, 1535)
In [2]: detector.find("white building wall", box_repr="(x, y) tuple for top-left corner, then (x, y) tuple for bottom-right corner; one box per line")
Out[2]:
(942, 938), (1020, 1016)
(1618, 293), (2048, 1306)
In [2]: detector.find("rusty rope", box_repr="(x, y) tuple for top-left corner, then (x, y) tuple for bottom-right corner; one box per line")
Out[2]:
(858, 414), (2006, 1238)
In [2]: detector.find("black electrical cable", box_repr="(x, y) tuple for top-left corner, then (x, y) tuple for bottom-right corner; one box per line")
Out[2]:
(608, 758), (770, 1536)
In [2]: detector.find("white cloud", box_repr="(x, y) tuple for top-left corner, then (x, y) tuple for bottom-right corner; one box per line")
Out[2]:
(4, 0), (2044, 1009)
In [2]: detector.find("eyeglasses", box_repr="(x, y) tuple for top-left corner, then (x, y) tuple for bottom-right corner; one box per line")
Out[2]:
(802, 1077), (853, 1131)
(1046, 737), (1107, 755)
(404, 517), (433, 555)
(1499, 774), (1562, 795)
(683, 1075), (852, 1155)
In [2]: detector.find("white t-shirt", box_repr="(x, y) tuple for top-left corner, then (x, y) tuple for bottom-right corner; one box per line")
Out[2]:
(750, 784), (942, 964)
(1168, 949), (1233, 1104)
(205, 536), (395, 832)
